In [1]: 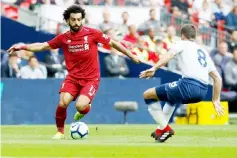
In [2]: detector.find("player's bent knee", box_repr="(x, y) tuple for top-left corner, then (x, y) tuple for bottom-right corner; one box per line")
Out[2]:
(75, 103), (91, 114)
(75, 95), (91, 112)
(58, 92), (73, 107)
(59, 96), (72, 107)
(143, 88), (159, 105)
(143, 88), (158, 105)
(75, 103), (87, 110)
(143, 88), (157, 99)
(143, 91), (149, 99)
(59, 99), (70, 107)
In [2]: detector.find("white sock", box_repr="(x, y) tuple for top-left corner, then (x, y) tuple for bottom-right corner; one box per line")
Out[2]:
(163, 102), (176, 123)
(156, 102), (176, 129)
(148, 102), (168, 130)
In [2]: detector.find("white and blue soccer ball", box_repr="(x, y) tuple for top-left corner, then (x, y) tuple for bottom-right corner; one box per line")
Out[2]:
(70, 122), (89, 139)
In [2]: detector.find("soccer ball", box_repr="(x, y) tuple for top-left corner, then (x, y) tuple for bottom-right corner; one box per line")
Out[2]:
(70, 122), (89, 139)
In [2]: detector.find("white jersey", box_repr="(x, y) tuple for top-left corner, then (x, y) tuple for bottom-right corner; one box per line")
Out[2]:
(169, 40), (216, 85)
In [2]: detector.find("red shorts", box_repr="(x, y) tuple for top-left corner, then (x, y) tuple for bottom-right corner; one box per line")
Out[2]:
(59, 76), (100, 102)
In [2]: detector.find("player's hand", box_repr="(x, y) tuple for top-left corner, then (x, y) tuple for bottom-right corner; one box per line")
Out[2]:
(7, 44), (27, 54)
(212, 100), (226, 117)
(130, 55), (140, 64)
(139, 67), (156, 79)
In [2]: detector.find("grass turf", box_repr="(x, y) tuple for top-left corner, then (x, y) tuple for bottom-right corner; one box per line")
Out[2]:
(1, 124), (237, 158)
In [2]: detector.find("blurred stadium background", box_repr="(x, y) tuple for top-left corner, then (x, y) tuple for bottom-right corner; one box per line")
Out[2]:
(1, 0), (237, 157)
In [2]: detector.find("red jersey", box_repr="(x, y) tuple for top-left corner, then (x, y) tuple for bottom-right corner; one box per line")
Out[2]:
(47, 26), (110, 80)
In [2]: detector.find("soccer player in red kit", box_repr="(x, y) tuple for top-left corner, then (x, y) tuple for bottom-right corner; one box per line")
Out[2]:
(8, 5), (140, 139)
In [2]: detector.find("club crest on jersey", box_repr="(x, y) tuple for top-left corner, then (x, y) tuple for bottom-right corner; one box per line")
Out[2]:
(67, 40), (71, 43)
(84, 36), (88, 43)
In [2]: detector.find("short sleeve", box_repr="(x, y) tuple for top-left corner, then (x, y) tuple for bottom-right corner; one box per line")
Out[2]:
(168, 42), (183, 55)
(92, 29), (111, 45)
(47, 34), (63, 49)
(206, 55), (217, 73)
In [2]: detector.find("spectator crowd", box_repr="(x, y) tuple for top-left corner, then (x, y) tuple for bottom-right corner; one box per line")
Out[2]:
(1, 0), (237, 105)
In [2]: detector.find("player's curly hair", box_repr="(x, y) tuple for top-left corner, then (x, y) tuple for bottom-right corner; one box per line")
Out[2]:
(63, 5), (86, 21)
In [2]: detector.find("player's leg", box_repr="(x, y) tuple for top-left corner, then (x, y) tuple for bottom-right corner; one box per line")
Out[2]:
(53, 79), (79, 139)
(151, 102), (176, 140)
(143, 84), (176, 142)
(74, 95), (91, 121)
(163, 102), (176, 124)
(74, 82), (98, 121)
(155, 102), (176, 129)
(53, 92), (74, 139)
(143, 87), (168, 130)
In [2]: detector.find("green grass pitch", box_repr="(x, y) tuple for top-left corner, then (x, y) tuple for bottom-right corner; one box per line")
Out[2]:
(1, 124), (237, 158)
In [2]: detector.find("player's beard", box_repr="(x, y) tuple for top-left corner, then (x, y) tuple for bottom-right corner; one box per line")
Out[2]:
(69, 24), (82, 32)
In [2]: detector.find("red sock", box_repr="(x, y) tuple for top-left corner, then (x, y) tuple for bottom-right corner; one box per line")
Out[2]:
(79, 105), (91, 114)
(55, 106), (67, 134)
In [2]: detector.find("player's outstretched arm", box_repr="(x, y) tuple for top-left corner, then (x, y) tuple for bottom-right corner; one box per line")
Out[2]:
(139, 52), (175, 79)
(108, 39), (140, 64)
(153, 52), (175, 70)
(8, 42), (51, 54)
(209, 70), (225, 116)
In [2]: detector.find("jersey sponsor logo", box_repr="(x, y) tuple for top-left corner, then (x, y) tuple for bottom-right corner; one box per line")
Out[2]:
(67, 36), (90, 53)
(68, 44), (86, 52)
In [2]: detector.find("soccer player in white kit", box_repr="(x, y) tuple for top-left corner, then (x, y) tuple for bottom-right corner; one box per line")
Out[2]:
(139, 24), (225, 143)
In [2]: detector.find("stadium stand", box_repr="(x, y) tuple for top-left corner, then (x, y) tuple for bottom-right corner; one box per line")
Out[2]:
(1, 0), (237, 117)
